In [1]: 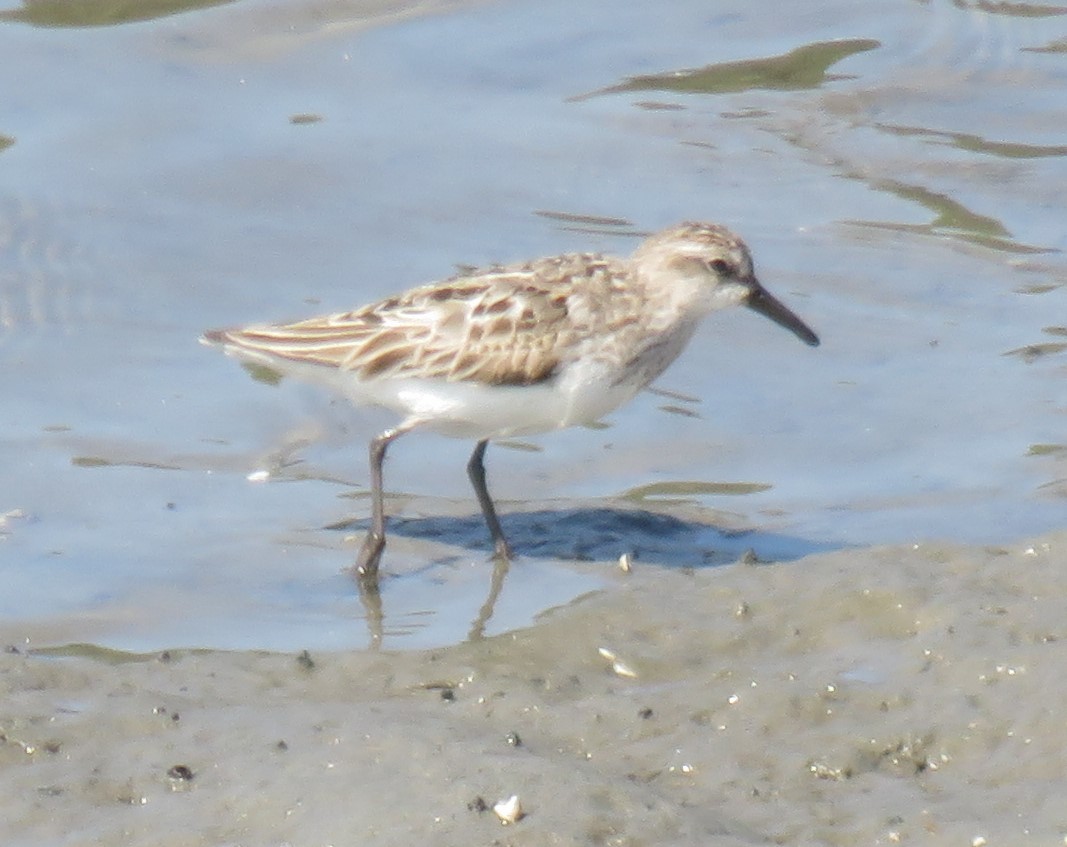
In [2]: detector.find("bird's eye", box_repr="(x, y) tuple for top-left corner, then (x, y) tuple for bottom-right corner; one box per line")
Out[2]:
(707, 258), (733, 276)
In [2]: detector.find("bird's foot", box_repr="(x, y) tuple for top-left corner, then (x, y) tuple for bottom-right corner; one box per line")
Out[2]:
(355, 531), (386, 582)
(492, 537), (513, 562)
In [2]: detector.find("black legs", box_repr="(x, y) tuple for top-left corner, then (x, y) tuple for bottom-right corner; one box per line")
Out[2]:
(356, 425), (407, 580)
(356, 434), (512, 584)
(466, 440), (513, 561)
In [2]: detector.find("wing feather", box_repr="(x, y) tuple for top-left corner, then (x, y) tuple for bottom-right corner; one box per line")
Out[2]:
(203, 257), (620, 386)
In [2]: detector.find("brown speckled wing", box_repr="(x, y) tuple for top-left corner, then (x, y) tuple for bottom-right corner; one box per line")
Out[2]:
(209, 259), (601, 386)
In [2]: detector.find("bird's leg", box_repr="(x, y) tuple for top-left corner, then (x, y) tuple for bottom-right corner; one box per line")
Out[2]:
(356, 426), (407, 582)
(466, 439), (513, 560)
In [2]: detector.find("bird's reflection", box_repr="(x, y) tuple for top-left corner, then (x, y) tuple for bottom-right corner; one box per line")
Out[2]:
(353, 553), (511, 649)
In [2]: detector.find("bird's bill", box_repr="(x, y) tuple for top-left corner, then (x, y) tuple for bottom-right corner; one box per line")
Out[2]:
(745, 279), (820, 347)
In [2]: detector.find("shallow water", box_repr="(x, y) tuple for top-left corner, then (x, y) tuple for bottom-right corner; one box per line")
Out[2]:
(2, 0), (1066, 651)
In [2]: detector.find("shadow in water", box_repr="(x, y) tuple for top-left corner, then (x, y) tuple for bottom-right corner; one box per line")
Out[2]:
(332, 505), (837, 568)
(335, 505), (842, 649)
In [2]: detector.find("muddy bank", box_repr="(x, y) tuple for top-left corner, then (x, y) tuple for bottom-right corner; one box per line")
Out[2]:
(4, 532), (1065, 845)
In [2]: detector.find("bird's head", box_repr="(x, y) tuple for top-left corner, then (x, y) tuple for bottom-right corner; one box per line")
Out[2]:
(634, 222), (819, 347)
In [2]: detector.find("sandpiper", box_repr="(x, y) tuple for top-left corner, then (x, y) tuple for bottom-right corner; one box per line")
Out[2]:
(202, 222), (819, 580)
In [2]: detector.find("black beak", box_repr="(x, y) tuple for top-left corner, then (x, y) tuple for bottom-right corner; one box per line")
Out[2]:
(745, 278), (820, 347)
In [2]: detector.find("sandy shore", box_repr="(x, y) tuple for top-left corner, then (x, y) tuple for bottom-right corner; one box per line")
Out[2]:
(4, 532), (1066, 846)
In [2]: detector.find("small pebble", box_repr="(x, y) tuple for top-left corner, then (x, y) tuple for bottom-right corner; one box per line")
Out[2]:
(493, 794), (524, 824)
(598, 647), (638, 679)
(612, 660), (638, 679)
(167, 764), (194, 781)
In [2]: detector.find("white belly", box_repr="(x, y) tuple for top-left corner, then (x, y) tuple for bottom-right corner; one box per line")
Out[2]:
(220, 343), (647, 440)
(353, 371), (641, 439)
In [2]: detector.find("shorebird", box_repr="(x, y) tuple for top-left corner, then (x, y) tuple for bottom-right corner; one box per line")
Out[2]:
(202, 222), (819, 581)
